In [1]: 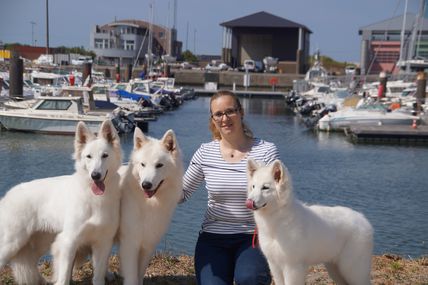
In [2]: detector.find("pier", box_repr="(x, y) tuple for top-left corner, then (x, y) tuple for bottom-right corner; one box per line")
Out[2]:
(345, 125), (428, 144)
(195, 88), (286, 98)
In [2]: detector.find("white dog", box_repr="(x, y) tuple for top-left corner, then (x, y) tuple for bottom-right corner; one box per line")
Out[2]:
(0, 120), (122, 285)
(246, 158), (373, 285)
(118, 127), (183, 285)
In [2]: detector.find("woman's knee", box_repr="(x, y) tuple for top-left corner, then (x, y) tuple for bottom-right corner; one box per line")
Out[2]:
(234, 270), (272, 285)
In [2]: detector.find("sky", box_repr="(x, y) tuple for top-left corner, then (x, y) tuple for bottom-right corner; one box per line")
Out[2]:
(0, 0), (421, 63)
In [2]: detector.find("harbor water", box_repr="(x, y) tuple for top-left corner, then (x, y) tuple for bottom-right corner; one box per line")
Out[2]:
(0, 96), (427, 258)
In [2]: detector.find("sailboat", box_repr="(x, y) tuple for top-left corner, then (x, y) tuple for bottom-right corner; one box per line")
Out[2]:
(396, 0), (428, 73)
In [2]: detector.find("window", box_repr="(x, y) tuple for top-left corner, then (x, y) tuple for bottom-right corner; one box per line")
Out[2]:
(125, 40), (135, 51)
(36, 100), (72, 110)
(95, 39), (103, 49)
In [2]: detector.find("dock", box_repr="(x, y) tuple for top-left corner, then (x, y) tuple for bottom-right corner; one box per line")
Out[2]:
(345, 125), (428, 144)
(195, 89), (286, 98)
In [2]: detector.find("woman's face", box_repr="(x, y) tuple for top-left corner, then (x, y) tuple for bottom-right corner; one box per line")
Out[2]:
(210, 95), (242, 136)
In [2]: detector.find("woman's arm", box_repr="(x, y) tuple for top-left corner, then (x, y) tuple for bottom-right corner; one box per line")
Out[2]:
(180, 145), (205, 203)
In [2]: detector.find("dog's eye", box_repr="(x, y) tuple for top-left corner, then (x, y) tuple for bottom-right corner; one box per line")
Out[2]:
(86, 154), (92, 159)
(141, 163), (145, 167)
(102, 153), (108, 158)
(261, 185), (270, 191)
(155, 163), (163, 168)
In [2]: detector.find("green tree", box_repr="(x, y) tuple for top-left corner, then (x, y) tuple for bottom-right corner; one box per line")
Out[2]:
(181, 50), (198, 63)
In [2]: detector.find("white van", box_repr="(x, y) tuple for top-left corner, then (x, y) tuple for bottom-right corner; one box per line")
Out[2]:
(71, 56), (93, 65)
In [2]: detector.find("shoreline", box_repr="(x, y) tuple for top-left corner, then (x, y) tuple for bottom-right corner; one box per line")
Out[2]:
(1, 253), (427, 284)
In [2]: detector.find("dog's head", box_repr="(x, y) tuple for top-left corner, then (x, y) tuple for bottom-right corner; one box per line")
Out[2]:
(74, 120), (122, 195)
(130, 127), (182, 199)
(246, 158), (292, 211)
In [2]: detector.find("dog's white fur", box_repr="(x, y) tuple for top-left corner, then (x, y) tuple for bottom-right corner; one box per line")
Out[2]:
(118, 127), (183, 285)
(0, 120), (122, 285)
(246, 158), (373, 285)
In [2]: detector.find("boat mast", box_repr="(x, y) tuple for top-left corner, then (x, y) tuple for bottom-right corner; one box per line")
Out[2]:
(406, 0), (425, 72)
(46, 0), (49, 55)
(399, 0), (408, 66)
(147, 1), (154, 76)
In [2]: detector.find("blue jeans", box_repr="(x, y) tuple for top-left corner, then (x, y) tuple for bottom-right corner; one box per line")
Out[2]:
(194, 232), (271, 285)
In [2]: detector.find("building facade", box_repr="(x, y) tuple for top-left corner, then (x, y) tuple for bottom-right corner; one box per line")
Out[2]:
(90, 19), (182, 66)
(220, 11), (311, 74)
(359, 13), (428, 75)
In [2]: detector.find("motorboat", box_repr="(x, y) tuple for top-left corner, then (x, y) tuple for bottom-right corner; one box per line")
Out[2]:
(317, 104), (420, 132)
(0, 96), (110, 135)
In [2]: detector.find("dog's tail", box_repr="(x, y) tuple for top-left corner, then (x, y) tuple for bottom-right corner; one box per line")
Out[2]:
(10, 250), (46, 285)
(10, 232), (53, 285)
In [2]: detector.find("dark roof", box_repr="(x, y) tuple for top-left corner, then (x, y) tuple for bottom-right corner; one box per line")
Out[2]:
(220, 11), (312, 33)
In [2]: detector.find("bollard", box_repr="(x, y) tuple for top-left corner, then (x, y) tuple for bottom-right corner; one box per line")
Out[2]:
(415, 71), (426, 115)
(163, 64), (170, 77)
(69, 73), (75, 86)
(115, 64), (121, 83)
(9, 51), (23, 98)
(104, 68), (111, 79)
(82, 62), (92, 87)
(126, 64), (133, 82)
(377, 71), (387, 100)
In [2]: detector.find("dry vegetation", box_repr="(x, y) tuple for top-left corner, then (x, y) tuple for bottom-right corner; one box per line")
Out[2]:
(1, 254), (427, 285)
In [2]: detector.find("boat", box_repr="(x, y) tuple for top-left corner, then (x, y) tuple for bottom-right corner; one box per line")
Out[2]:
(0, 96), (112, 135)
(304, 50), (329, 83)
(317, 104), (420, 132)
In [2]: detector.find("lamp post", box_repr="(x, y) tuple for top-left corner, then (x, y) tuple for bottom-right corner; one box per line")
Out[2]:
(30, 21), (36, 46)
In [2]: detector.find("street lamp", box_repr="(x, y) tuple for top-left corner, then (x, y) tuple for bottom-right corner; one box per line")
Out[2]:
(30, 21), (36, 46)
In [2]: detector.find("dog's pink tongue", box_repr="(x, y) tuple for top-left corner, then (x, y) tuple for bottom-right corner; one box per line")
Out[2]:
(144, 190), (155, 198)
(246, 199), (256, 210)
(91, 181), (105, 195)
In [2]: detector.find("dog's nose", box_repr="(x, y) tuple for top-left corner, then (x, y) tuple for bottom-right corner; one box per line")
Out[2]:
(91, 172), (102, 181)
(142, 181), (152, 190)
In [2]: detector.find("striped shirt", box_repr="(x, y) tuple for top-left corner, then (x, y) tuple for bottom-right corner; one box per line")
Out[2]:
(182, 138), (280, 234)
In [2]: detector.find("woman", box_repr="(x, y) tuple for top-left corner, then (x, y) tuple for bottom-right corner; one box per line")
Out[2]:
(181, 90), (280, 285)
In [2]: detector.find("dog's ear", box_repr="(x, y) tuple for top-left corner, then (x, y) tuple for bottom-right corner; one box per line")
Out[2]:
(247, 158), (259, 178)
(133, 126), (148, 150)
(161, 129), (179, 155)
(99, 120), (120, 148)
(74, 121), (95, 160)
(272, 160), (285, 184)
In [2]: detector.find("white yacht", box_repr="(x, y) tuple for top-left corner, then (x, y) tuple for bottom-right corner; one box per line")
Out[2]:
(0, 96), (109, 135)
(317, 105), (419, 132)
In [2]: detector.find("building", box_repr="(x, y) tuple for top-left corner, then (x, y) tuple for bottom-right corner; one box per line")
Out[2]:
(359, 13), (428, 75)
(220, 11), (312, 74)
(90, 19), (182, 66)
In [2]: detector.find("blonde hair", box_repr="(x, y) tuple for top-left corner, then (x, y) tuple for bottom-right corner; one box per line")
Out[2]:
(209, 90), (253, 140)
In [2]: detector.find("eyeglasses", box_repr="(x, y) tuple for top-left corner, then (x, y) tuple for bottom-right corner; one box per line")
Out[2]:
(211, 107), (240, 122)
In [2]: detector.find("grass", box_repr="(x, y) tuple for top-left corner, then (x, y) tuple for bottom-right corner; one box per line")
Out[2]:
(1, 254), (427, 284)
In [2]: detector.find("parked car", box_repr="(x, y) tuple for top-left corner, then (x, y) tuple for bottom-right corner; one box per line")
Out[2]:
(242, 59), (263, 72)
(205, 60), (229, 71)
(345, 65), (356, 75)
(71, 56), (93, 65)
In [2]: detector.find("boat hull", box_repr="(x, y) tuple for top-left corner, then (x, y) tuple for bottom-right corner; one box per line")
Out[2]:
(318, 111), (418, 132)
(0, 114), (106, 135)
